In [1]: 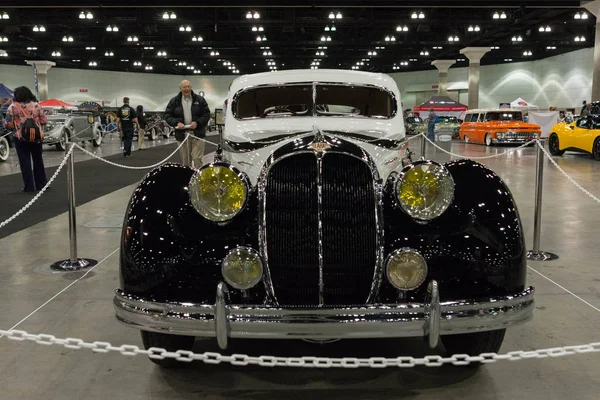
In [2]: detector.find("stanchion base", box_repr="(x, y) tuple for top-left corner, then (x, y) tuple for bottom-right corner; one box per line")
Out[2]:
(50, 258), (98, 271)
(526, 250), (559, 261)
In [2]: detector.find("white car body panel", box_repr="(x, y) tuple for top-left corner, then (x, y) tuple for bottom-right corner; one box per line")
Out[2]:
(222, 69), (408, 184)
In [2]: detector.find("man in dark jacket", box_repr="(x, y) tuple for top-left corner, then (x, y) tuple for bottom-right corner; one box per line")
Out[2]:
(116, 97), (140, 157)
(164, 80), (211, 167)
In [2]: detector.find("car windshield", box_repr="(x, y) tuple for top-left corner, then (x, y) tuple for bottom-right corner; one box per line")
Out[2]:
(437, 116), (458, 123)
(406, 116), (422, 123)
(485, 112), (523, 121)
(233, 84), (396, 119)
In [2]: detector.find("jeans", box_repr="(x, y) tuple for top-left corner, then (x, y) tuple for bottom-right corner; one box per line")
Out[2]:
(122, 129), (134, 155)
(427, 124), (435, 140)
(14, 139), (47, 192)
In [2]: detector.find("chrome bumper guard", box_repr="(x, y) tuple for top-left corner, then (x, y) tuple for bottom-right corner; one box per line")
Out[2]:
(493, 138), (536, 144)
(114, 281), (535, 350)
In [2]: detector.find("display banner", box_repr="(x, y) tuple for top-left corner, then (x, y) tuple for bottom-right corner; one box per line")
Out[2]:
(499, 102), (510, 108)
(529, 111), (558, 138)
(33, 63), (39, 98)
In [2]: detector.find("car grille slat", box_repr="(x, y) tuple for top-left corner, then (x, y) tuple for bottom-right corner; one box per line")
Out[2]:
(265, 152), (377, 307)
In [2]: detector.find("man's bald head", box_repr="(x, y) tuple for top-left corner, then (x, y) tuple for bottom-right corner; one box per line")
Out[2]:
(179, 80), (192, 96)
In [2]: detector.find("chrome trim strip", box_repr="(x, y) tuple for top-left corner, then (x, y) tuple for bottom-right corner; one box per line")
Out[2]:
(114, 285), (535, 347)
(317, 152), (324, 306)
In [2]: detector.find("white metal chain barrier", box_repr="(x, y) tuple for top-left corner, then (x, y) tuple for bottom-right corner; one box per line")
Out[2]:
(535, 139), (600, 205)
(0, 328), (598, 368)
(420, 133), (537, 160)
(73, 134), (189, 170)
(0, 145), (74, 229)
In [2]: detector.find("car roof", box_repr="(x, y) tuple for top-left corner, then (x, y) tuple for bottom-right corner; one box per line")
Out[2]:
(465, 108), (523, 113)
(229, 69), (399, 96)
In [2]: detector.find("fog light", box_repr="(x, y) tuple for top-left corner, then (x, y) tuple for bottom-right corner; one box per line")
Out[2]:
(222, 247), (263, 290)
(385, 248), (427, 290)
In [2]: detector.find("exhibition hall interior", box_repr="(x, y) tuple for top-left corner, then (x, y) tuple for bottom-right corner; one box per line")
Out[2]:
(1, 0), (600, 399)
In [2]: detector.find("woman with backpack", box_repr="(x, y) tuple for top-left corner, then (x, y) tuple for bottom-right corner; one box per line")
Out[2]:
(3, 86), (48, 192)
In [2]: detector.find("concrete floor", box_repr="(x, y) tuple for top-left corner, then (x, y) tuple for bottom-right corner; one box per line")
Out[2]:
(1, 137), (599, 400)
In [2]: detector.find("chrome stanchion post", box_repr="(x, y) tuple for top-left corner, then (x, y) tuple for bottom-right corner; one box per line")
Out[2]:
(421, 133), (426, 158)
(50, 141), (98, 271)
(526, 138), (559, 261)
(185, 133), (191, 166)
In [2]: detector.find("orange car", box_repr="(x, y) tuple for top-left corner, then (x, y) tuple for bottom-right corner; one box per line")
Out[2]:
(459, 108), (541, 145)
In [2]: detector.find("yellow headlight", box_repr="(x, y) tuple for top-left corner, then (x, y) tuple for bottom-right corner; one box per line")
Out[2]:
(189, 164), (248, 222)
(386, 248), (427, 290)
(222, 247), (263, 290)
(396, 161), (454, 221)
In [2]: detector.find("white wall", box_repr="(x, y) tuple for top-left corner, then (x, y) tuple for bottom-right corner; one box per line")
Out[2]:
(0, 64), (235, 111)
(390, 48), (592, 111)
(0, 47), (594, 112)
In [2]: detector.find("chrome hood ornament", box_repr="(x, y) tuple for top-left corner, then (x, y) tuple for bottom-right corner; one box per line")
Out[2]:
(308, 125), (331, 152)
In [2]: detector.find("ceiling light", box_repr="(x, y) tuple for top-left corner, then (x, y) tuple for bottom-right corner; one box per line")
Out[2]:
(329, 12), (335, 19)
(504, 58), (513, 62)
(86, 12), (93, 19)
(85, 46), (96, 50)
(143, 46), (154, 50)
(336, 12), (342, 19)
(170, 12), (176, 19)
(246, 11), (253, 19)
(253, 11), (260, 19)
(133, 61), (142, 66)
(2, 12), (9, 19)
(448, 36), (454, 42)
(62, 36), (68, 42)
(411, 11), (418, 19)
(493, 11), (499, 19)
(252, 26), (257, 31)
(145, 65), (153, 70)
(368, 51), (377, 56)
(324, 26), (330, 31)
(163, 12), (169, 19)
(51, 51), (61, 57)
(192, 36), (203, 41)
(523, 50), (532, 56)
(179, 26), (184, 31)
(575, 36), (586, 42)
(547, 46), (556, 50)
(72, 59), (80, 62)
(418, 11), (425, 19)
(79, 11), (85, 19)
(256, 36), (262, 41)
(475, 26), (480, 31)
(500, 12), (507, 19)
(89, 61), (97, 66)
(120, 59), (129, 62)
(39, 26), (46, 32)
(385, 35), (396, 42)
(582, 12), (588, 19)
(545, 26), (551, 32)
(27, 47), (37, 50)
(491, 46), (500, 49)
(33, 25), (39, 32)
(420, 50), (429, 56)
(468, 26), (473, 32)
(104, 51), (114, 56)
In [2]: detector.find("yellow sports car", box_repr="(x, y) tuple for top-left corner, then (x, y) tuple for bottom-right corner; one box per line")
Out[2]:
(549, 116), (600, 160)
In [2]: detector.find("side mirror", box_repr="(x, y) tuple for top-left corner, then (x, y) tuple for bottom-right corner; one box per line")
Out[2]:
(569, 125), (575, 130)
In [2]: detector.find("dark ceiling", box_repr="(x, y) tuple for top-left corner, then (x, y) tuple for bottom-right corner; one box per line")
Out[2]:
(0, 0), (595, 75)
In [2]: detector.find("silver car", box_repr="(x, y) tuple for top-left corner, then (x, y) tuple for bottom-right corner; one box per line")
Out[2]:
(43, 112), (103, 151)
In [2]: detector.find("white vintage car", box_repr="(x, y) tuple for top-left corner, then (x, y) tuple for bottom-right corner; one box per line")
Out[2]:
(114, 69), (534, 367)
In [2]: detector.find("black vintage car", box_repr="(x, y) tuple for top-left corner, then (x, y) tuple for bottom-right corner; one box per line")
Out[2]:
(114, 70), (534, 367)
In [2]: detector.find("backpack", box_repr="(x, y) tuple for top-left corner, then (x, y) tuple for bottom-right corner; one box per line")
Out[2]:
(15, 103), (43, 143)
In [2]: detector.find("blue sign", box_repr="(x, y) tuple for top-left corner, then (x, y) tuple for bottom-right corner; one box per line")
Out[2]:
(33, 62), (39, 98)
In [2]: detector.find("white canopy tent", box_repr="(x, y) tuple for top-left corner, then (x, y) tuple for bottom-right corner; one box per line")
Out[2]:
(509, 97), (539, 110)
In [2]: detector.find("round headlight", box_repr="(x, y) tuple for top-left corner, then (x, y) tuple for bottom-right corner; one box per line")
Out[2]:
(222, 247), (263, 290)
(189, 164), (248, 222)
(385, 248), (427, 290)
(396, 161), (454, 221)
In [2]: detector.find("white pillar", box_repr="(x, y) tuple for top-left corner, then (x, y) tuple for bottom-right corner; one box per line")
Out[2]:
(459, 47), (490, 109)
(25, 60), (55, 101)
(583, 1), (600, 101)
(431, 60), (456, 96)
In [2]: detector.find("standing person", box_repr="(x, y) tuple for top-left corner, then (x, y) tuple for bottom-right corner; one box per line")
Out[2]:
(427, 107), (437, 141)
(164, 80), (211, 167)
(3, 86), (48, 192)
(116, 97), (140, 157)
(136, 105), (146, 150)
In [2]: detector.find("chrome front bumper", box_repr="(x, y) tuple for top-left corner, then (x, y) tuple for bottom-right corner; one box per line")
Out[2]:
(114, 281), (535, 350)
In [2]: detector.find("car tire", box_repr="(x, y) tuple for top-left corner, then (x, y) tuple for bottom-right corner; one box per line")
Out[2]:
(463, 134), (469, 143)
(140, 331), (196, 368)
(55, 127), (71, 151)
(92, 128), (102, 147)
(548, 133), (564, 156)
(148, 128), (157, 141)
(593, 137), (600, 161)
(485, 133), (493, 146)
(441, 329), (506, 368)
(0, 136), (9, 162)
